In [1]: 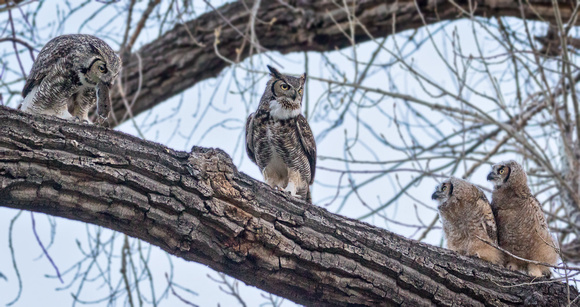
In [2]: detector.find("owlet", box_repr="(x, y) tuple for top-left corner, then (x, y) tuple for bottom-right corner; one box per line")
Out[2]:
(432, 177), (503, 265)
(487, 160), (558, 277)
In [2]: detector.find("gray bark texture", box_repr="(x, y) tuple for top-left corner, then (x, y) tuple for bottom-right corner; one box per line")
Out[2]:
(108, 0), (576, 126)
(0, 106), (577, 306)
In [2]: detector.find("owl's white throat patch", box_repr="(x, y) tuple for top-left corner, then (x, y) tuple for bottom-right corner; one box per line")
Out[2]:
(78, 71), (97, 87)
(493, 181), (504, 189)
(436, 196), (449, 207)
(269, 99), (300, 120)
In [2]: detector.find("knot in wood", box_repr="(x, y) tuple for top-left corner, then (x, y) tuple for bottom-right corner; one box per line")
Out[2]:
(188, 146), (240, 200)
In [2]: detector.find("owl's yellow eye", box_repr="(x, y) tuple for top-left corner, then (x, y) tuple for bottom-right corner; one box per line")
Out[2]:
(280, 83), (289, 90)
(442, 185), (447, 191)
(499, 168), (505, 174)
(299, 89), (303, 95)
(98, 64), (107, 73)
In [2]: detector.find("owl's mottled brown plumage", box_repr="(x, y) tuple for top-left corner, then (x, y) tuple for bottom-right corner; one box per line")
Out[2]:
(20, 34), (121, 123)
(487, 160), (558, 277)
(246, 66), (316, 201)
(432, 177), (503, 264)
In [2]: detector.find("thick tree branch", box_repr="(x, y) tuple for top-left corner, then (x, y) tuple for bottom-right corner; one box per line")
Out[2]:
(108, 0), (578, 126)
(0, 0), (26, 6)
(0, 106), (576, 306)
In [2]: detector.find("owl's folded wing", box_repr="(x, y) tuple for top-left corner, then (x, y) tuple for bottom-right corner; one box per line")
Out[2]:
(478, 192), (499, 244)
(296, 114), (316, 184)
(245, 112), (257, 164)
(22, 64), (47, 98)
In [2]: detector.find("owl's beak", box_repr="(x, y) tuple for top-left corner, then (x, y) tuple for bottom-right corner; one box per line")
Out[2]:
(486, 172), (496, 181)
(431, 191), (440, 200)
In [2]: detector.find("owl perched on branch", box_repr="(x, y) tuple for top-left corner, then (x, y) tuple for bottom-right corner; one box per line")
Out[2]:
(245, 65), (316, 202)
(432, 177), (503, 264)
(20, 34), (121, 123)
(487, 160), (559, 277)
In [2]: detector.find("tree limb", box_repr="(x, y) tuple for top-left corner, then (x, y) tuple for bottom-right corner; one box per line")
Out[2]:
(108, 0), (578, 126)
(0, 106), (576, 306)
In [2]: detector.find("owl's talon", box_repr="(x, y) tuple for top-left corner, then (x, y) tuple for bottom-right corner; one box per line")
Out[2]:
(506, 262), (518, 271)
(286, 190), (301, 198)
(542, 270), (552, 278)
(72, 116), (91, 124)
(283, 182), (299, 197)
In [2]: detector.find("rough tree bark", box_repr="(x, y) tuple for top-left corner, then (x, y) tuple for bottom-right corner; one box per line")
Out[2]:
(0, 0), (26, 6)
(0, 106), (576, 306)
(109, 0), (577, 127)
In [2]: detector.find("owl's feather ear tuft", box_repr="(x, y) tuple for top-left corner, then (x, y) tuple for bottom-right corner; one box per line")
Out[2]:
(267, 65), (283, 79)
(300, 72), (307, 85)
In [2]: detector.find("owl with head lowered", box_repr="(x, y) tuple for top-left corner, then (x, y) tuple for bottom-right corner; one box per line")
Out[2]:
(20, 34), (121, 123)
(245, 65), (316, 201)
(487, 160), (558, 277)
(432, 177), (503, 264)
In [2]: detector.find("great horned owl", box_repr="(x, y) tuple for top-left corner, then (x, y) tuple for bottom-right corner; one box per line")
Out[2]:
(432, 177), (503, 264)
(245, 65), (316, 201)
(487, 160), (558, 277)
(20, 34), (121, 123)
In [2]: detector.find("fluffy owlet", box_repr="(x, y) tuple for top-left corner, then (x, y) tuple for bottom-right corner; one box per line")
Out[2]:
(431, 177), (503, 265)
(20, 34), (121, 123)
(245, 66), (316, 201)
(487, 160), (558, 277)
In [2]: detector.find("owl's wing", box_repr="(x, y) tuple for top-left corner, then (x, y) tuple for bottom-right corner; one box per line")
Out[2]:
(245, 112), (257, 164)
(530, 195), (549, 231)
(296, 115), (316, 184)
(478, 191), (498, 243)
(529, 195), (559, 251)
(22, 52), (67, 98)
(22, 64), (46, 98)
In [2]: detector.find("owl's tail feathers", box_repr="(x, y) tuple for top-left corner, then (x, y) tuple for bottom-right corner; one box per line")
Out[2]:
(306, 189), (312, 203)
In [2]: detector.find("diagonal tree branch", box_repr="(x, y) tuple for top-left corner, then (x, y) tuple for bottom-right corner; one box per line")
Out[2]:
(0, 106), (576, 306)
(107, 0), (579, 127)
